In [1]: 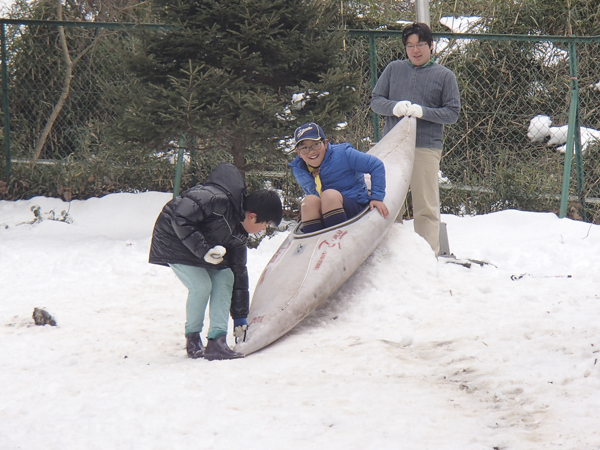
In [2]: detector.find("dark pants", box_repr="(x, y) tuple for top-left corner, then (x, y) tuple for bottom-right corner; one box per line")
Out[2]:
(342, 195), (368, 219)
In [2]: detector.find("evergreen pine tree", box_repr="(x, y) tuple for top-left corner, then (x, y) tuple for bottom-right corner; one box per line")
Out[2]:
(120, 0), (359, 172)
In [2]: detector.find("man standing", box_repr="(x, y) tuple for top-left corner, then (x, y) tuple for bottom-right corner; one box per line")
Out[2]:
(371, 22), (460, 256)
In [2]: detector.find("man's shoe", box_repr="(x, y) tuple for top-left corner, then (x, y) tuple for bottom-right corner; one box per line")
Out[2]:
(186, 332), (204, 359)
(204, 335), (244, 360)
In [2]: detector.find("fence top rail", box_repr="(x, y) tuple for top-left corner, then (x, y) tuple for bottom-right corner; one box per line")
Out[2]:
(0, 18), (173, 30)
(2, 21), (598, 42)
(347, 29), (600, 43)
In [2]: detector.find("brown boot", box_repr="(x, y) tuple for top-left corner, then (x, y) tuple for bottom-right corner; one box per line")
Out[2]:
(204, 335), (244, 360)
(186, 332), (204, 359)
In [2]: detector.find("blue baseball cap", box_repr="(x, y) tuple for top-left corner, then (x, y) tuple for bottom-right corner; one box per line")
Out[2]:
(294, 122), (326, 148)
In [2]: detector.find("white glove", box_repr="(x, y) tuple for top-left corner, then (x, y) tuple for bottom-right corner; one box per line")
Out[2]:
(204, 245), (226, 264)
(406, 104), (423, 118)
(234, 324), (248, 343)
(392, 100), (411, 117)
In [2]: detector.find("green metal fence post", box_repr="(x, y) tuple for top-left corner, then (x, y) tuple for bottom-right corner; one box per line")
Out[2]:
(559, 42), (584, 219)
(571, 45), (587, 221)
(1, 23), (11, 184)
(573, 101), (587, 221)
(368, 34), (380, 142)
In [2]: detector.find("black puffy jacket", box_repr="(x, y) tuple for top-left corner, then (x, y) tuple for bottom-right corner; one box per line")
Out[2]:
(149, 163), (250, 319)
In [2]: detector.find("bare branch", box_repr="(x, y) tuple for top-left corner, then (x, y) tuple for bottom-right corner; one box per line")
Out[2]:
(31, 0), (74, 164)
(30, 1), (108, 164)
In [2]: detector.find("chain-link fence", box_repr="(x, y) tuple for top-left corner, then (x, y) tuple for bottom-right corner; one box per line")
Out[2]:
(439, 33), (600, 224)
(2, 20), (600, 223)
(0, 19), (186, 201)
(347, 30), (600, 223)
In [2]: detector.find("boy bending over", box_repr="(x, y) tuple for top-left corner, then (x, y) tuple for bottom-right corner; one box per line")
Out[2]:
(149, 162), (282, 360)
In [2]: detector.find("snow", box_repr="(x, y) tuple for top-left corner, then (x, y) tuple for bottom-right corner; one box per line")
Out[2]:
(532, 42), (568, 67)
(440, 16), (485, 34)
(437, 16), (486, 55)
(437, 16), (569, 70)
(527, 114), (600, 154)
(2, 192), (599, 448)
(0, 1), (10, 14)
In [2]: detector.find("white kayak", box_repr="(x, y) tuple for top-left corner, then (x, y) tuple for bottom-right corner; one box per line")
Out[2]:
(234, 117), (416, 355)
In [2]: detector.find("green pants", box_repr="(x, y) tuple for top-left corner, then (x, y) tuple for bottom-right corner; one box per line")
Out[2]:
(169, 264), (234, 340)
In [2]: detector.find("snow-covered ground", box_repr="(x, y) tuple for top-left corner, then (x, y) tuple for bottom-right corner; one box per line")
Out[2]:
(1, 192), (599, 449)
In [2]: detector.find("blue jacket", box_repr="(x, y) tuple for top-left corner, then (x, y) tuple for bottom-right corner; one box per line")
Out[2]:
(289, 143), (386, 205)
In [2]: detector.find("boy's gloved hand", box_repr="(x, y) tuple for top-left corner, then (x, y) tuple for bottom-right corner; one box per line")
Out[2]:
(204, 245), (226, 264)
(392, 100), (411, 117)
(233, 318), (248, 343)
(406, 104), (423, 118)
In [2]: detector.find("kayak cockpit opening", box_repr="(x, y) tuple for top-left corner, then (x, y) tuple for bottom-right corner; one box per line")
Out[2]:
(292, 206), (371, 239)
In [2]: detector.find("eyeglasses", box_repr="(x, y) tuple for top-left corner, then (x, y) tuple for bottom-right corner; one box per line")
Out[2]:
(297, 140), (323, 155)
(405, 42), (429, 51)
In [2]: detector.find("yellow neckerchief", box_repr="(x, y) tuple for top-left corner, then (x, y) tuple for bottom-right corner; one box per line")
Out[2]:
(308, 165), (322, 196)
